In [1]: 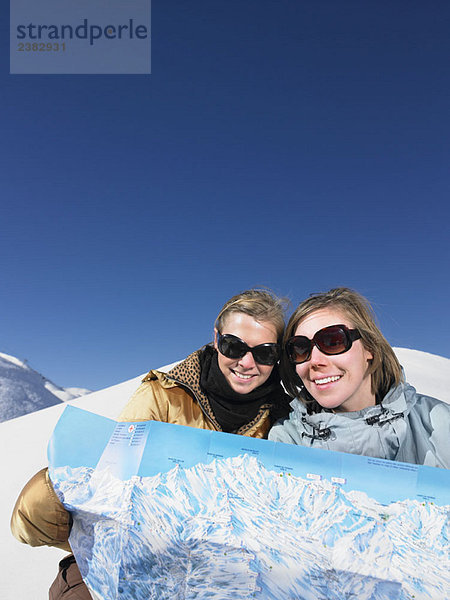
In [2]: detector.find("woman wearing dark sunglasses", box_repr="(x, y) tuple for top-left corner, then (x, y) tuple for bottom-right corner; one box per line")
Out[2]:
(269, 287), (449, 468)
(12, 289), (291, 600)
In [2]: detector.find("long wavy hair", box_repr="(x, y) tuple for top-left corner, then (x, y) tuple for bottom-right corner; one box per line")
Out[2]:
(281, 287), (403, 409)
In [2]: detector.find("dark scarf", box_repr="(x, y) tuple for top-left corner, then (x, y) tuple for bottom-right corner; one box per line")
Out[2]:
(199, 346), (290, 433)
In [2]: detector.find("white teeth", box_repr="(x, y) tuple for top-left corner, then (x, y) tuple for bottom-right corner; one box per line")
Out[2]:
(314, 375), (341, 385)
(233, 371), (253, 379)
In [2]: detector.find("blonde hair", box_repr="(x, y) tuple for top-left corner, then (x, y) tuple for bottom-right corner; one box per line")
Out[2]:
(281, 287), (403, 406)
(215, 288), (289, 341)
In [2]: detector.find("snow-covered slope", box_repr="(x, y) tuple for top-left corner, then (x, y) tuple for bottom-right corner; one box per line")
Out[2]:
(0, 353), (91, 423)
(0, 351), (448, 600)
(393, 347), (449, 404)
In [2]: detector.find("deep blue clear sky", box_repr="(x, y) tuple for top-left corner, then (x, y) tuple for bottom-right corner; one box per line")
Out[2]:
(1, 1), (449, 390)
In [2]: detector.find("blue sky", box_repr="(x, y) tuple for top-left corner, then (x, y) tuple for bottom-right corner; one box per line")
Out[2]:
(1, 1), (449, 390)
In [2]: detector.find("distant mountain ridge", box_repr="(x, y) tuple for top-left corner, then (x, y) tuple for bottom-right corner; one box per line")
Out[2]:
(0, 352), (91, 423)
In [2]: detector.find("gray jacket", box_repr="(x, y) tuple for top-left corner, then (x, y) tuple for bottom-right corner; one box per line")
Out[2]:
(268, 382), (450, 468)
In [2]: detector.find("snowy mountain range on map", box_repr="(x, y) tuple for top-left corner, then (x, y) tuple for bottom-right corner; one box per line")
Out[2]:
(53, 454), (448, 600)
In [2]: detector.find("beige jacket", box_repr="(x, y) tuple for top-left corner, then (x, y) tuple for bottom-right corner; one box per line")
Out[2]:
(11, 349), (273, 551)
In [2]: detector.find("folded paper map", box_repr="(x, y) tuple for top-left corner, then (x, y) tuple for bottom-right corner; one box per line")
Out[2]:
(48, 405), (449, 600)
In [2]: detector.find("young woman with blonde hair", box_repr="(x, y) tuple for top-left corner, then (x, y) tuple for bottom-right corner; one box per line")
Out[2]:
(12, 288), (292, 599)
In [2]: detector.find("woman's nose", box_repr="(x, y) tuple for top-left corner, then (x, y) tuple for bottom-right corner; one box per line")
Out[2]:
(309, 344), (328, 365)
(238, 351), (257, 369)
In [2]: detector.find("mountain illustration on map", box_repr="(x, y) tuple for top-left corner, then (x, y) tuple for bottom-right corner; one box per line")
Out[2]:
(48, 406), (450, 600)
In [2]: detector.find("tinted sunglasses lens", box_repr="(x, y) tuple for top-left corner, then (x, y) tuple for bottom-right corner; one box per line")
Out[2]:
(218, 335), (246, 359)
(252, 345), (280, 366)
(219, 335), (279, 365)
(287, 338), (311, 364)
(315, 326), (349, 354)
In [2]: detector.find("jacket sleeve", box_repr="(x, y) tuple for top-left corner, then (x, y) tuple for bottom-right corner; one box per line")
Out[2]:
(10, 467), (72, 552)
(409, 394), (450, 468)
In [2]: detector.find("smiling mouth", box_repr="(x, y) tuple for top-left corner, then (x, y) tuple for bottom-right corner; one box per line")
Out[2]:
(232, 370), (254, 380)
(314, 375), (341, 385)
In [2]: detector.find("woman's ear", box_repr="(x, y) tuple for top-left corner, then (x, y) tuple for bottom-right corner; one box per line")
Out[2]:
(364, 348), (374, 364)
(213, 328), (218, 350)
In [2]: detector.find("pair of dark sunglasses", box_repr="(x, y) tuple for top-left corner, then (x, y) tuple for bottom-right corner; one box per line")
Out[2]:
(286, 324), (361, 364)
(217, 332), (281, 366)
